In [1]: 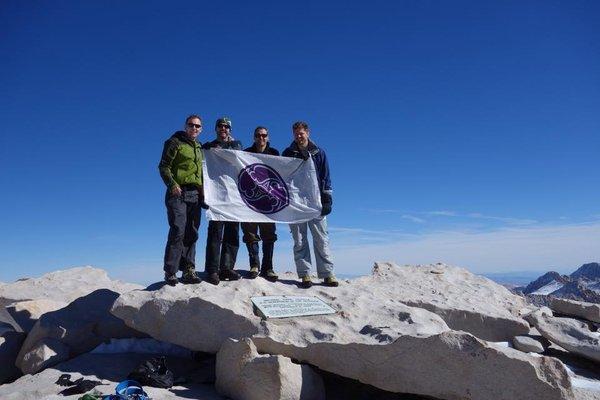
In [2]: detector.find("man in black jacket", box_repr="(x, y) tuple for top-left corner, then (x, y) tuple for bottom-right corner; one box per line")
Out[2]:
(241, 126), (279, 282)
(202, 117), (242, 285)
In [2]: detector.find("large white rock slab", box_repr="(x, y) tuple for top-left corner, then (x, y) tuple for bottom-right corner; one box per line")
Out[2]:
(551, 298), (600, 324)
(18, 337), (69, 375)
(367, 262), (530, 341)
(112, 270), (450, 353)
(17, 288), (147, 374)
(216, 338), (325, 400)
(0, 266), (140, 308)
(112, 265), (575, 400)
(6, 299), (67, 333)
(526, 309), (600, 364)
(0, 352), (225, 400)
(257, 331), (574, 400)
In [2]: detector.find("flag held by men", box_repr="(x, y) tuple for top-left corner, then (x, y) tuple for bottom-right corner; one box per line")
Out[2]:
(202, 149), (322, 223)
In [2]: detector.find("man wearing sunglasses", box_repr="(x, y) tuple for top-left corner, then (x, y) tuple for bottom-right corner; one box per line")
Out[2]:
(283, 121), (338, 288)
(158, 115), (204, 286)
(241, 126), (280, 282)
(202, 117), (243, 285)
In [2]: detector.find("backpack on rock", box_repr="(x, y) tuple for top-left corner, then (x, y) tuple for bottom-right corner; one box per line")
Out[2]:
(127, 356), (174, 389)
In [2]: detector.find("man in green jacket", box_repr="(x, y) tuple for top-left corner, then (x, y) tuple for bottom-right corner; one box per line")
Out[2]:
(158, 114), (205, 286)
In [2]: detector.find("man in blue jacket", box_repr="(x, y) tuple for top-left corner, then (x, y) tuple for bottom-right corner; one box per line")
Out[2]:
(202, 117), (242, 285)
(282, 121), (338, 288)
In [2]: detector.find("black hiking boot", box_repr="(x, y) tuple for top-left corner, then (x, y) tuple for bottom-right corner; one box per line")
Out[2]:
(181, 268), (201, 284)
(299, 275), (313, 289)
(260, 269), (278, 282)
(164, 273), (178, 286)
(204, 272), (220, 285)
(219, 269), (241, 281)
(323, 275), (339, 287)
(248, 266), (259, 279)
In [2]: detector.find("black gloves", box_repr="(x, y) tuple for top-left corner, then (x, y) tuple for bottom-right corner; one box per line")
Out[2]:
(300, 149), (310, 160)
(320, 191), (333, 216)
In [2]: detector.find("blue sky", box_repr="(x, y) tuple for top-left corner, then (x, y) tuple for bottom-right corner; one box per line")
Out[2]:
(1, 0), (599, 284)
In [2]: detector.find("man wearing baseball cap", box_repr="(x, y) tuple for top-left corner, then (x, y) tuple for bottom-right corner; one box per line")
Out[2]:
(202, 117), (243, 285)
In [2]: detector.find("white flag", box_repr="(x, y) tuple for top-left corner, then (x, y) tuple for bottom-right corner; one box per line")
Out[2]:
(202, 149), (322, 223)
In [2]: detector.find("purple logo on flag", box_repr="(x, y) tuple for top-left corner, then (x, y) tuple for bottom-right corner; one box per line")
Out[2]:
(238, 163), (290, 214)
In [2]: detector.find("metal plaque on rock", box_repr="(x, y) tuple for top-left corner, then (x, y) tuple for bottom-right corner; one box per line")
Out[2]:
(251, 295), (337, 319)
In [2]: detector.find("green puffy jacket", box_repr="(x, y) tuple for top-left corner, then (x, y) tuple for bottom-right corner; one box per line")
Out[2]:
(158, 131), (203, 189)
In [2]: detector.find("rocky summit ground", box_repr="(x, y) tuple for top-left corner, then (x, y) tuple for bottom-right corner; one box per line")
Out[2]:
(1, 263), (600, 400)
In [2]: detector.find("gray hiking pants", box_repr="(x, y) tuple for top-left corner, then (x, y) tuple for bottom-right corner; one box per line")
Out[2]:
(289, 216), (334, 279)
(163, 188), (200, 275)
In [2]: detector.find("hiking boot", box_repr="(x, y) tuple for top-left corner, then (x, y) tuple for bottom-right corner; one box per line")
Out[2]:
(219, 269), (241, 281)
(260, 269), (278, 282)
(248, 266), (259, 279)
(299, 275), (313, 289)
(181, 269), (201, 284)
(205, 272), (220, 285)
(246, 242), (260, 271)
(164, 273), (178, 286)
(323, 276), (339, 287)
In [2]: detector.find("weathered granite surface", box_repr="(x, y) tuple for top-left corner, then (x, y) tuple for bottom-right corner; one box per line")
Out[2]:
(6, 299), (67, 333)
(111, 264), (574, 400)
(216, 338), (325, 400)
(512, 335), (545, 353)
(17, 289), (147, 374)
(526, 308), (600, 364)
(551, 298), (600, 324)
(369, 262), (530, 341)
(0, 266), (140, 308)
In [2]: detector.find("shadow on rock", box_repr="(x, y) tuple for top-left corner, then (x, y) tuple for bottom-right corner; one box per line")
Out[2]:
(16, 289), (148, 374)
(544, 347), (600, 381)
(145, 282), (169, 291)
(55, 353), (207, 383)
(169, 386), (226, 400)
(317, 368), (439, 400)
(39, 289), (147, 354)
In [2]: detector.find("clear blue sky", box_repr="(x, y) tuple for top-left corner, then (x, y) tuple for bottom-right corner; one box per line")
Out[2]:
(1, 1), (599, 284)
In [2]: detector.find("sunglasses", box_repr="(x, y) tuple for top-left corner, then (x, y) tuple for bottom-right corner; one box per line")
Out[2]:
(217, 124), (230, 129)
(255, 133), (268, 138)
(187, 123), (201, 129)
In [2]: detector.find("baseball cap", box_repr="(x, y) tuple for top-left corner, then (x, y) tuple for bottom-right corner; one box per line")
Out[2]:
(215, 117), (232, 129)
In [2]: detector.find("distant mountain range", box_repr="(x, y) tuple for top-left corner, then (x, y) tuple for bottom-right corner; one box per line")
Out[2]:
(512, 262), (600, 304)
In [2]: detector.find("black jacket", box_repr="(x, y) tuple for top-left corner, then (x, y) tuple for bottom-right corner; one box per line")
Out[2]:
(244, 142), (279, 156)
(202, 138), (242, 150)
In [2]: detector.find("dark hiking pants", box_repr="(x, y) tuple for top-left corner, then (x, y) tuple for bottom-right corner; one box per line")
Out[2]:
(205, 220), (239, 273)
(163, 187), (201, 275)
(241, 222), (277, 270)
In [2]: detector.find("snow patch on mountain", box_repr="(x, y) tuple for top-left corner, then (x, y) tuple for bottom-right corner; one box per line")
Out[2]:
(530, 280), (564, 295)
